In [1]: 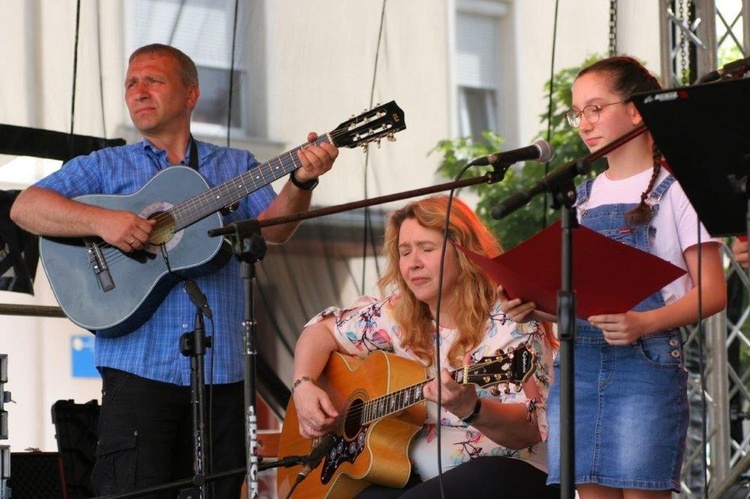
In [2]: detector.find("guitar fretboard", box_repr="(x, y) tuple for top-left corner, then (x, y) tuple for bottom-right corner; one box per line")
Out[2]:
(360, 370), (465, 425)
(362, 383), (425, 425)
(169, 134), (332, 231)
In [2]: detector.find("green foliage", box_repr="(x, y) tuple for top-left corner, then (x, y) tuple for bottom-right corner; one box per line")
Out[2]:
(433, 54), (606, 249)
(718, 43), (745, 67)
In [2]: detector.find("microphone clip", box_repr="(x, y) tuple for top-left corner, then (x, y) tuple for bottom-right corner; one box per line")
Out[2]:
(487, 161), (514, 184)
(184, 279), (213, 319)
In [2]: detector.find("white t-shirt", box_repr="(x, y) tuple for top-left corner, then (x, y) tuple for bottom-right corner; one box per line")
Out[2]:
(578, 167), (721, 305)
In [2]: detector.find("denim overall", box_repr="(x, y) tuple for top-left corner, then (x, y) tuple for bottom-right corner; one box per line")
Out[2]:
(546, 174), (689, 492)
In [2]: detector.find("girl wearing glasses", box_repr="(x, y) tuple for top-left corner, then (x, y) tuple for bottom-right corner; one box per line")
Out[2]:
(499, 55), (726, 498)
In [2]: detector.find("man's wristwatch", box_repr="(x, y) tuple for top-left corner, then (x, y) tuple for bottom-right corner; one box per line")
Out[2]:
(290, 171), (319, 191)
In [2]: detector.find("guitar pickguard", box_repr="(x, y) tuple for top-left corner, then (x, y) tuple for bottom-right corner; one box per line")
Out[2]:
(277, 348), (533, 498)
(319, 427), (369, 484)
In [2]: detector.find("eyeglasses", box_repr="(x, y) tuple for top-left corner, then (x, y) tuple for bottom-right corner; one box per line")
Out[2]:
(564, 101), (626, 128)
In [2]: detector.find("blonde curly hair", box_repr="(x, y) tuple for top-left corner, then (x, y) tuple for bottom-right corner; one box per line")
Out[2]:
(378, 195), (503, 367)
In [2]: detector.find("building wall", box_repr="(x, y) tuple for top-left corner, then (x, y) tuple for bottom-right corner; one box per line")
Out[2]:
(0, 0), (662, 452)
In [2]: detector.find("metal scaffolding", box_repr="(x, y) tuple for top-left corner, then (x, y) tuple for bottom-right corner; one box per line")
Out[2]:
(656, 1), (750, 496)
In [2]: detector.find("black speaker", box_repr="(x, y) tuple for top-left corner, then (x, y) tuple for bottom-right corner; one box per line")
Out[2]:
(52, 400), (99, 499)
(9, 452), (65, 499)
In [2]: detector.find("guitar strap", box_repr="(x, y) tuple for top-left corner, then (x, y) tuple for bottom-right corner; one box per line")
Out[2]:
(188, 135), (199, 170)
(188, 136), (239, 215)
(158, 137), (203, 277)
(159, 137), (231, 278)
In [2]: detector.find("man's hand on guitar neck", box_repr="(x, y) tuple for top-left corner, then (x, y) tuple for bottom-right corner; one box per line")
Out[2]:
(258, 131), (338, 244)
(292, 378), (339, 439)
(293, 132), (338, 184)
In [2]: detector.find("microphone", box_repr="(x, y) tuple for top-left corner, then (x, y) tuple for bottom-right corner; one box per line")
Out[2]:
(184, 279), (213, 319)
(698, 56), (750, 83)
(467, 139), (554, 167)
(297, 433), (337, 480)
(490, 157), (591, 220)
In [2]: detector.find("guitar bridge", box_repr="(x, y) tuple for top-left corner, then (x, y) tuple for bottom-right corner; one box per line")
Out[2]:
(85, 238), (115, 292)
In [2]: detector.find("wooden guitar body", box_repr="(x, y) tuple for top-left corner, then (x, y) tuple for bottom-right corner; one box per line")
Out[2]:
(277, 351), (427, 498)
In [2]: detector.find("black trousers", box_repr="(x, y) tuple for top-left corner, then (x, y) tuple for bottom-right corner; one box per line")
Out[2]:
(91, 368), (245, 499)
(356, 456), (560, 499)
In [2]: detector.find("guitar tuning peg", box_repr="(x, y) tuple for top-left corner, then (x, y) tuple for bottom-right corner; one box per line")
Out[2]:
(376, 139), (382, 148)
(387, 134), (397, 142)
(490, 387), (500, 397)
(360, 144), (369, 153)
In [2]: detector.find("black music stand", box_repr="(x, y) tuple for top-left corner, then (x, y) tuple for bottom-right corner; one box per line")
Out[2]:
(630, 77), (750, 237)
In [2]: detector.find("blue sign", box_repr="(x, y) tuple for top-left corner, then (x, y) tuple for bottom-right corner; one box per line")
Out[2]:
(71, 335), (97, 378)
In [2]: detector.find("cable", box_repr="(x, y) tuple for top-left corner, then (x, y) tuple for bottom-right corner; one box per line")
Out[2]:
(695, 217), (708, 498)
(226, 0), (241, 146)
(432, 162), (474, 499)
(68, 0), (82, 155)
(94, 1), (107, 136)
(206, 315), (215, 495)
(541, 0), (561, 229)
(359, 0), (388, 294)
(166, 0), (188, 46)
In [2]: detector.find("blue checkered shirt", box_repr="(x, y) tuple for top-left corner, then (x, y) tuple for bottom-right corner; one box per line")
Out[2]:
(36, 139), (276, 385)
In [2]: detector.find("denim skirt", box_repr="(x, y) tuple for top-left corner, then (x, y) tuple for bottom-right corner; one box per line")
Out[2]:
(546, 325), (689, 492)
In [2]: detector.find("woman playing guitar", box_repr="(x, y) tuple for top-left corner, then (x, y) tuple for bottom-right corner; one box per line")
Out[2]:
(284, 195), (559, 498)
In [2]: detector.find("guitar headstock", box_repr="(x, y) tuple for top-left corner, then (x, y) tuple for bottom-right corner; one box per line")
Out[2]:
(330, 101), (406, 149)
(455, 345), (537, 395)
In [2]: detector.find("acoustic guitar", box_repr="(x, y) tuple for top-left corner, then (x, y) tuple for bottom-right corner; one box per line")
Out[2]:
(39, 102), (405, 337)
(277, 345), (537, 498)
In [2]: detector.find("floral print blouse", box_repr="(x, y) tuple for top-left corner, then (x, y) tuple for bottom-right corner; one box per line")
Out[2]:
(306, 295), (555, 480)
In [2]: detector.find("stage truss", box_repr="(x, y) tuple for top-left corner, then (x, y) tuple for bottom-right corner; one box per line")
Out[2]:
(658, 2), (750, 496)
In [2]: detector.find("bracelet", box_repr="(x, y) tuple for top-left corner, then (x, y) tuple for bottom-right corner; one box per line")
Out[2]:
(291, 375), (313, 394)
(289, 171), (319, 191)
(461, 398), (482, 425)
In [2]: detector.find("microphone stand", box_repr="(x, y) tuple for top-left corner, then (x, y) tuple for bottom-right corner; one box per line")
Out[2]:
(206, 164), (515, 498)
(550, 179), (580, 499)
(89, 455), (307, 499)
(208, 168), (511, 239)
(179, 280), (213, 498)
(216, 219), (268, 499)
(87, 164), (514, 499)
(491, 123), (648, 499)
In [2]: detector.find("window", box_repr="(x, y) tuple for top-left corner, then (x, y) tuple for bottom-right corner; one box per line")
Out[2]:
(191, 66), (246, 134)
(458, 84), (498, 145)
(454, 1), (513, 145)
(125, 0), (253, 136)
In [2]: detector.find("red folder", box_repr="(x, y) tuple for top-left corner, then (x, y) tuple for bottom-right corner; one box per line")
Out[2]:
(460, 220), (686, 319)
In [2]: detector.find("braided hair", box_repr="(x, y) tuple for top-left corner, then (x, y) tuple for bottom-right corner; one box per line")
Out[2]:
(578, 56), (664, 225)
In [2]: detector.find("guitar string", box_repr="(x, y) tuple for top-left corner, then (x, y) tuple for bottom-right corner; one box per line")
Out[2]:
(338, 359), (520, 425)
(341, 381), (429, 425)
(89, 123), (376, 261)
(92, 134), (332, 263)
(89, 109), (401, 270)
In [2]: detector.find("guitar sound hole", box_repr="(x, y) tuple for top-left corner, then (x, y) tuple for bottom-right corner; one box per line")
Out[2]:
(148, 211), (176, 246)
(343, 398), (364, 440)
